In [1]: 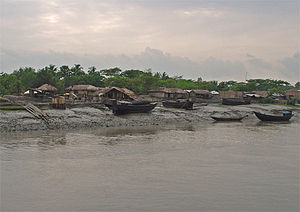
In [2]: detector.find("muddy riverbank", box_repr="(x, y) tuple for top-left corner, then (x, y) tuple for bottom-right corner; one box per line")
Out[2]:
(0, 103), (299, 133)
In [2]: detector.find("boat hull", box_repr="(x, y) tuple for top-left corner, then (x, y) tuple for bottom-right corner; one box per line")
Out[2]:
(222, 98), (251, 105)
(211, 116), (245, 121)
(112, 103), (157, 115)
(254, 111), (293, 121)
(162, 101), (193, 110)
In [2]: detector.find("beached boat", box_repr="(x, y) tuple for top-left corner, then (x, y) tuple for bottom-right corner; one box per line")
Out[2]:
(211, 115), (246, 121)
(222, 98), (251, 105)
(211, 112), (247, 121)
(162, 100), (193, 110)
(254, 111), (293, 121)
(111, 101), (157, 115)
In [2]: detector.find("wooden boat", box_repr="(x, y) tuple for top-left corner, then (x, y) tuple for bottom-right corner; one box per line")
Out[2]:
(222, 98), (251, 105)
(162, 100), (193, 110)
(111, 101), (157, 115)
(211, 112), (247, 121)
(211, 115), (246, 121)
(254, 111), (293, 121)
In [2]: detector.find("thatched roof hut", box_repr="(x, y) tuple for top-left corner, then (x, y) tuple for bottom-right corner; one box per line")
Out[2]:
(66, 84), (98, 91)
(219, 90), (244, 99)
(190, 89), (212, 99)
(252, 91), (269, 98)
(99, 87), (136, 100)
(148, 87), (188, 99)
(149, 87), (187, 94)
(37, 84), (57, 91)
(190, 89), (210, 95)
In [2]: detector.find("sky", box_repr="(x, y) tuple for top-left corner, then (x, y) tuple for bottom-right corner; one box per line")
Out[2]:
(0, 0), (299, 83)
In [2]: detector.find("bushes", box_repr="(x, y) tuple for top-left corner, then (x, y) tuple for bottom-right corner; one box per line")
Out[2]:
(0, 97), (9, 102)
(260, 97), (278, 104)
(0, 106), (25, 110)
(287, 97), (296, 105)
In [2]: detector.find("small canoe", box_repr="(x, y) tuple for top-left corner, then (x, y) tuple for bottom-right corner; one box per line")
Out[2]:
(222, 98), (251, 105)
(162, 100), (193, 110)
(254, 111), (293, 121)
(112, 102), (157, 115)
(211, 115), (246, 121)
(211, 111), (247, 121)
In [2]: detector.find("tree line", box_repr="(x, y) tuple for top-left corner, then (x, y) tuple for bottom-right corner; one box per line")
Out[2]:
(0, 64), (299, 95)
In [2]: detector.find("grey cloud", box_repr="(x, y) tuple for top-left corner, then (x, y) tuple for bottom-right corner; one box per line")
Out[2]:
(247, 57), (272, 70)
(0, 47), (250, 82)
(279, 53), (300, 80)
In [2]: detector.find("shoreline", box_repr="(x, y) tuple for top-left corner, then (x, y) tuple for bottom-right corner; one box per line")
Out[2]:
(0, 103), (299, 133)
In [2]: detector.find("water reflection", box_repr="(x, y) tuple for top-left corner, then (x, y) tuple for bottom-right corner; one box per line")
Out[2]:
(0, 130), (67, 150)
(1, 120), (299, 211)
(255, 120), (292, 126)
(37, 133), (67, 150)
(90, 125), (159, 137)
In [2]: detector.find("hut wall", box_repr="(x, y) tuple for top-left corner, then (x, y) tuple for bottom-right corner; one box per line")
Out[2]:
(103, 90), (131, 101)
(149, 92), (165, 98)
(286, 89), (300, 102)
(219, 91), (243, 99)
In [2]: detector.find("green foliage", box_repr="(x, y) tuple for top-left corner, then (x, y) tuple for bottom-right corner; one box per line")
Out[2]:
(295, 82), (300, 89)
(247, 79), (292, 91)
(0, 73), (21, 94)
(260, 97), (279, 104)
(0, 106), (26, 110)
(217, 81), (237, 90)
(0, 65), (296, 97)
(100, 67), (121, 77)
(0, 97), (9, 102)
(92, 105), (106, 110)
(120, 69), (144, 78)
(287, 97), (296, 105)
(13, 67), (37, 91)
(267, 87), (286, 95)
(197, 81), (217, 91)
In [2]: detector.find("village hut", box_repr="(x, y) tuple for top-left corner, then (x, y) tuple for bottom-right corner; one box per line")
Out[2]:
(99, 87), (136, 102)
(286, 88), (300, 103)
(26, 84), (57, 97)
(66, 84), (99, 101)
(245, 91), (269, 102)
(189, 89), (212, 99)
(252, 91), (269, 98)
(148, 87), (188, 100)
(38, 84), (57, 92)
(219, 90), (244, 99)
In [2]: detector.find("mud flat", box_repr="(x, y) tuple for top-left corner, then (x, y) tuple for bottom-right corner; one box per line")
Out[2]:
(0, 103), (299, 133)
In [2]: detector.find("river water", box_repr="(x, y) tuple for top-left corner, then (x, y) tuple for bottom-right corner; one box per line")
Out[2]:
(1, 120), (299, 211)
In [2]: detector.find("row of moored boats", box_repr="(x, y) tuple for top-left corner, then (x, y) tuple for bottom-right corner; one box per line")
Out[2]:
(105, 99), (294, 122)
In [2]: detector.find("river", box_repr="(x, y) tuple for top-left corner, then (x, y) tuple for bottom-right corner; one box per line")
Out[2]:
(1, 120), (299, 211)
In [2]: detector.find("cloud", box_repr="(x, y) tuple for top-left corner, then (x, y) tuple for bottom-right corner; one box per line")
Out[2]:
(246, 56), (272, 70)
(278, 53), (300, 80)
(1, 0), (298, 62)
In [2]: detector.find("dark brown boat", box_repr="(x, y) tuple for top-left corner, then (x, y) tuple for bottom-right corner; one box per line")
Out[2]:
(222, 98), (251, 105)
(111, 101), (157, 115)
(162, 99), (193, 110)
(254, 111), (293, 121)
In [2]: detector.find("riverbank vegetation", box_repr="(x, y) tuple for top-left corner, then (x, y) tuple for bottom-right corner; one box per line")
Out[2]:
(1, 64), (299, 95)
